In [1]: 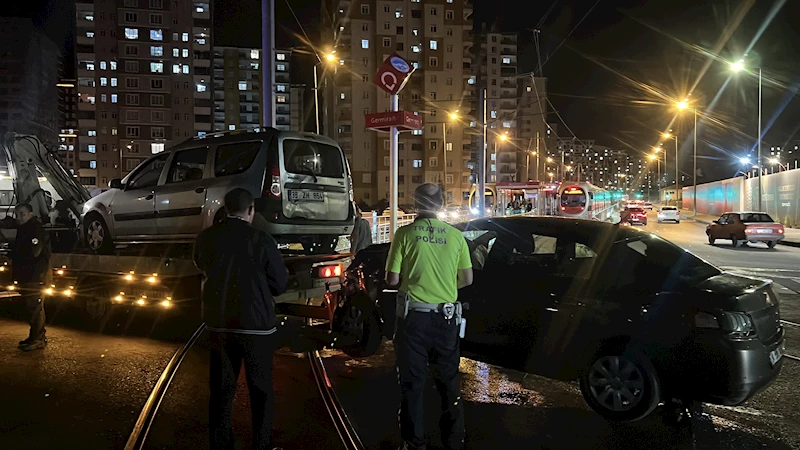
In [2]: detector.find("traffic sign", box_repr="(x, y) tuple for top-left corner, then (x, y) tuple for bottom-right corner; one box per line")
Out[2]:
(373, 53), (415, 95)
(364, 111), (423, 132)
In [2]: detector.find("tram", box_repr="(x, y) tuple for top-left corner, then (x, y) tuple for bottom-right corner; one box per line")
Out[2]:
(557, 182), (615, 221)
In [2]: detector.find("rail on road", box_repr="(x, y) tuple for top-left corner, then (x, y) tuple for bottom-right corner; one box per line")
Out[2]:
(124, 324), (364, 450)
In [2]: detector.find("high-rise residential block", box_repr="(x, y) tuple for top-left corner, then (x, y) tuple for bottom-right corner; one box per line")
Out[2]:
(212, 47), (293, 132)
(0, 18), (61, 147)
(74, 0), (213, 188)
(322, 0), (474, 206)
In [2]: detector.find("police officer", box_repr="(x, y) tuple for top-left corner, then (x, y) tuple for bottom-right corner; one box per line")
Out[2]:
(9, 203), (52, 351)
(385, 183), (473, 450)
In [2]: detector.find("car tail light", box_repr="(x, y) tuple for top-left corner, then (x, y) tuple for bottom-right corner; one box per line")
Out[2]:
(745, 228), (753, 234)
(779, 228), (784, 234)
(319, 264), (342, 278)
(694, 311), (754, 337)
(269, 166), (281, 197)
(561, 206), (566, 211)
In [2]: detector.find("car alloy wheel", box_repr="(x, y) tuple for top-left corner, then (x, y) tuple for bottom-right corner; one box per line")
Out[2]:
(587, 355), (645, 412)
(86, 219), (105, 250)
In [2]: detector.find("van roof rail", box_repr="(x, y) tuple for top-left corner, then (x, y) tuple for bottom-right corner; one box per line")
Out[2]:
(190, 128), (276, 140)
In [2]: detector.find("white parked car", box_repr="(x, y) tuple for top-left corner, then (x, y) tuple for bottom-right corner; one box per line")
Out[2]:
(657, 206), (680, 223)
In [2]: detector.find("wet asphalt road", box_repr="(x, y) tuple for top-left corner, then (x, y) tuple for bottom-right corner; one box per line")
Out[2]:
(0, 213), (798, 450)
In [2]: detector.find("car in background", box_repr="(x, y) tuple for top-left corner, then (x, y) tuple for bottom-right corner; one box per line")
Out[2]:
(340, 216), (784, 422)
(644, 202), (654, 210)
(706, 212), (785, 248)
(657, 206), (680, 223)
(625, 207), (648, 226)
(81, 129), (355, 254)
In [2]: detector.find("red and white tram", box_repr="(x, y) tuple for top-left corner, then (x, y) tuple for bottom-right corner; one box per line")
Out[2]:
(557, 182), (614, 221)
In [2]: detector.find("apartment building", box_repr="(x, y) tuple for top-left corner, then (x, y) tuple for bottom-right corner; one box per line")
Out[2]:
(290, 84), (306, 131)
(552, 137), (645, 191)
(212, 47), (293, 132)
(0, 18), (61, 147)
(57, 78), (80, 175)
(322, 0), (474, 206)
(74, 0), (213, 188)
(517, 75), (547, 181)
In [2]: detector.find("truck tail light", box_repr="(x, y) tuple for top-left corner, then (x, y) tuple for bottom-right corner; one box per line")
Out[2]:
(319, 264), (342, 278)
(269, 166), (281, 197)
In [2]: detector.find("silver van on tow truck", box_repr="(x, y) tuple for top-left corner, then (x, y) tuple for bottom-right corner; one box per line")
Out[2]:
(82, 129), (355, 254)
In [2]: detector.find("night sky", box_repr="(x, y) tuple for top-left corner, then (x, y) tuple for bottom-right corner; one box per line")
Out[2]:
(5, 0), (800, 183)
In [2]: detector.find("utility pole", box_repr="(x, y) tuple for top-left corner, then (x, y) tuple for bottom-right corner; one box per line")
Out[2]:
(474, 24), (486, 216)
(261, 0), (275, 127)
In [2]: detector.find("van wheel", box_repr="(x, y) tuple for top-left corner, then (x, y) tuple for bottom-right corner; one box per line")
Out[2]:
(84, 213), (114, 254)
(579, 350), (660, 422)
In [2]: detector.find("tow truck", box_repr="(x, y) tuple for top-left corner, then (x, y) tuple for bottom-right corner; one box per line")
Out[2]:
(0, 132), (382, 357)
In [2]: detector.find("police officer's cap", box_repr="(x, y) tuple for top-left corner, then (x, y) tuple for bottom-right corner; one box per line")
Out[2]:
(413, 183), (443, 211)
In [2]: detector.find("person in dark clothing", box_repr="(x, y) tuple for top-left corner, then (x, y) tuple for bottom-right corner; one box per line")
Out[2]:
(350, 206), (373, 254)
(6, 203), (52, 351)
(193, 188), (289, 450)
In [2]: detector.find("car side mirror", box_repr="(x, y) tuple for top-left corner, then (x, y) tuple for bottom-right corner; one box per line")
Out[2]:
(712, 220), (720, 224)
(109, 178), (123, 189)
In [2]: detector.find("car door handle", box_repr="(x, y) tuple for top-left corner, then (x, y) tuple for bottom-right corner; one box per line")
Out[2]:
(145, 194), (154, 200)
(195, 187), (206, 193)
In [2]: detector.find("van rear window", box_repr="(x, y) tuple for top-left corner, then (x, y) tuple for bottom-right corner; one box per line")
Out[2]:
(214, 141), (262, 177)
(282, 139), (345, 179)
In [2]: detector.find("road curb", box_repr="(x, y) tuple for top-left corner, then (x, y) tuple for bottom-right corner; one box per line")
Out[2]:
(682, 215), (800, 248)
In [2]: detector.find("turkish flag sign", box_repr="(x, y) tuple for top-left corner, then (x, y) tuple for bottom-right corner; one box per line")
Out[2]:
(373, 53), (415, 95)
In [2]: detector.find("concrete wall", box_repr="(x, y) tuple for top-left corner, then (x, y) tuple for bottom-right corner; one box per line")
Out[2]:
(683, 168), (800, 227)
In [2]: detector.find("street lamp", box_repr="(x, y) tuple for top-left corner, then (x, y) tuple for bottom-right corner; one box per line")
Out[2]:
(739, 157), (751, 165)
(313, 50), (338, 135)
(442, 110), (459, 204)
(662, 128), (678, 207)
(676, 99), (698, 215)
(731, 58), (763, 211)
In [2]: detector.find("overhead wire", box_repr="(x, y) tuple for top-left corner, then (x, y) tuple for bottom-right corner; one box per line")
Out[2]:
(539, 0), (602, 70)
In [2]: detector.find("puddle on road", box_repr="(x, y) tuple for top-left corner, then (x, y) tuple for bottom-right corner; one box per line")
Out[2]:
(458, 358), (545, 407)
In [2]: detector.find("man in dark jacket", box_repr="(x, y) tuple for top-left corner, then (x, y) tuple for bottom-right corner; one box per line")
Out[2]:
(193, 188), (288, 450)
(7, 203), (52, 351)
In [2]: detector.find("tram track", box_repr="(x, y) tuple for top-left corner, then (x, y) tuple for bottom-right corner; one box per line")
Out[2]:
(124, 322), (363, 450)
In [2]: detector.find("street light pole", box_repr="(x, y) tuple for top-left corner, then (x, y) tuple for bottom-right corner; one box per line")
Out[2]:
(442, 121), (447, 204)
(693, 108), (697, 216)
(313, 64), (320, 134)
(674, 134), (679, 206)
(757, 67), (763, 211)
(535, 132), (540, 182)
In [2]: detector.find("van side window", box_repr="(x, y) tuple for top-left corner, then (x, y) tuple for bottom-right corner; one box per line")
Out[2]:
(166, 147), (208, 184)
(128, 153), (169, 190)
(282, 139), (345, 178)
(214, 141), (262, 177)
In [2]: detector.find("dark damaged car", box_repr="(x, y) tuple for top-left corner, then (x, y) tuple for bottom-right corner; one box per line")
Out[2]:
(338, 216), (785, 422)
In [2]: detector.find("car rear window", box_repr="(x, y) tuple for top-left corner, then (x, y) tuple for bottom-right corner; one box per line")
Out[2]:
(214, 141), (262, 177)
(629, 208), (644, 213)
(282, 139), (345, 179)
(739, 213), (774, 223)
(662, 207), (677, 210)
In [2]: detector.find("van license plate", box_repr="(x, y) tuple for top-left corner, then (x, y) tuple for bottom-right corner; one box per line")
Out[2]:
(289, 190), (324, 202)
(769, 344), (784, 366)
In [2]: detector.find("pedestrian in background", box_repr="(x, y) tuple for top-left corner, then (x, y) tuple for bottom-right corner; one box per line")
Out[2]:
(350, 206), (373, 254)
(385, 183), (474, 450)
(193, 188), (288, 450)
(7, 203), (52, 351)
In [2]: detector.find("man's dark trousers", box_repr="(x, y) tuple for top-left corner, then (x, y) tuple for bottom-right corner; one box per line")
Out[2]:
(394, 310), (465, 450)
(22, 288), (46, 342)
(209, 331), (278, 450)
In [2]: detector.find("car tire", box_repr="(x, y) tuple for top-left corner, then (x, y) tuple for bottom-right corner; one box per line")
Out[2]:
(579, 350), (661, 422)
(676, 220), (680, 224)
(767, 241), (777, 249)
(84, 213), (114, 254)
(335, 296), (383, 358)
(657, 220), (662, 223)
(708, 235), (715, 245)
(731, 235), (739, 247)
